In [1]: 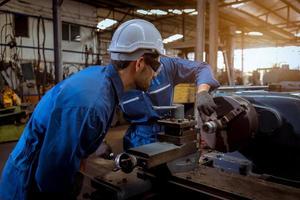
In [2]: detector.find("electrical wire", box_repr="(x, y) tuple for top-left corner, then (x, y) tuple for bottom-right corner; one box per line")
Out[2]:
(41, 17), (47, 95)
(36, 16), (41, 99)
(31, 15), (36, 61)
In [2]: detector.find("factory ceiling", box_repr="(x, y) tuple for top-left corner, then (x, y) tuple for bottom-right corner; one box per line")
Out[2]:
(75, 0), (300, 50)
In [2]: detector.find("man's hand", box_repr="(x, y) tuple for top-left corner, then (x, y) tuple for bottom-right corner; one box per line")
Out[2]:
(196, 91), (217, 116)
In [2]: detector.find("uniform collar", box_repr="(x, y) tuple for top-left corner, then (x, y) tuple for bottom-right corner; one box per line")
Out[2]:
(106, 64), (124, 102)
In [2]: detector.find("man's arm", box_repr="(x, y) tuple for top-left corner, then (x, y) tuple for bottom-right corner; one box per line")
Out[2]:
(197, 83), (211, 93)
(163, 57), (219, 116)
(162, 57), (220, 90)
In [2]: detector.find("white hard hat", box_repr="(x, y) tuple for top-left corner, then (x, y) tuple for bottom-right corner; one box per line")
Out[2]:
(108, 19), (165, 61)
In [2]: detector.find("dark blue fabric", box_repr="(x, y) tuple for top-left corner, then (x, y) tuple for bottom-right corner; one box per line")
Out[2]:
(123, 123), (164, 150)
(0, 64), (123, 199)
(122, 57), (219, 149)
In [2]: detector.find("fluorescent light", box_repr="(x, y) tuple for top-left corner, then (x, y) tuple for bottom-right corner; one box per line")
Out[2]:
(235, 30), (242, 34)
(247, 31), (263, 36)
(171, 9), (182, 15)
(137, 9), (167, 15)
(136, 9), (152, 15)
(189, 11), (198, 15)
(231, 3), (245, 8)
(97, 19), (117, 30)
(150, 9), (168, 15)
(183, 9), (195, 13)
(224, 0), (235, 3)
(163, 34), (183, 43)
(295, 33), (300, 37)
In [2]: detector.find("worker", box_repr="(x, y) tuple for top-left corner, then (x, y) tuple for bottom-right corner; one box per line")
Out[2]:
(121, 50), (219, 150)
(0, 19), (164, 200)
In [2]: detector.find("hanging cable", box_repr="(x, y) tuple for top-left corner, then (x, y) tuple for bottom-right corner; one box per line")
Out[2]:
(41, 17), (47, 95)
(31, 15), (36, 61)
(36, 16), (41, 99)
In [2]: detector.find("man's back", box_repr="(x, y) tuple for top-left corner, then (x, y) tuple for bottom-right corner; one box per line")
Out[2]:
(0, 65), (119, 199)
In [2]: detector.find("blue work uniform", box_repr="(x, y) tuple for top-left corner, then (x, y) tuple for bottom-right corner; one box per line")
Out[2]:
(121, 57), (219, 150)
(0, 64), (123, 199)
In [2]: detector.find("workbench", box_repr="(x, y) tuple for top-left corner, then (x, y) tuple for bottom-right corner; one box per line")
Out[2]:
(81, 157), (300, 200)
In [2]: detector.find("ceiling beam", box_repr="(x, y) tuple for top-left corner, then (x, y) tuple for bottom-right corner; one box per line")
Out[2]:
(219, 0), (252, 8)
(112, 0), (196, 9)
(219, 10), (288, 41)
(280, 0), (300, 14)
(252, 1), (299, 30)
(232, 8), (295, 39)
(256, 6), (287, 18)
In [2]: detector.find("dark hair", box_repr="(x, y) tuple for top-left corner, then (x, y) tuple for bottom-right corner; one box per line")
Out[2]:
(111, 60), (132, 70)
(111, 52), (160, 71)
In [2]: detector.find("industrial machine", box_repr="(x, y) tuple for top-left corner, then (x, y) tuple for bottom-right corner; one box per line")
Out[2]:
(83, 91), (300, 200)
(115, 104), (199, 174)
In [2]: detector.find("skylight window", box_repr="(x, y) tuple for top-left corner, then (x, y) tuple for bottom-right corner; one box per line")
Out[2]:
(231, 3), (245, 8)
(183, 9), (195, 13)
(97, 19), (117, 30)
(137, 9), (167, 15)
(295, 33), (300, 37)
(163, 34), (183, 43)
(136, 9), (152, 15)
(189, 11), (198, 15)
(168, 9), (182, 15)
(247, 31), (263, 36)
(150, 9), (168, 15)
(136, 8), (198, 16)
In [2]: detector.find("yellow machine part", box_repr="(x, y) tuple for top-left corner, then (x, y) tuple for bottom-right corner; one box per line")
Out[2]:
(0, 106), (26, 143)
(2, 87), (21, 108)
(173, 83), (196, 103)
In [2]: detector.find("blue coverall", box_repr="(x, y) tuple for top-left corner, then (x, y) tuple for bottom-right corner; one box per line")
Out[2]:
(0, 64), (124, 199)
(121, 57), (219, 150)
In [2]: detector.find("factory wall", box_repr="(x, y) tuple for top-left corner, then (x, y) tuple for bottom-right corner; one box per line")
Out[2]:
(0, 0), (100, 76)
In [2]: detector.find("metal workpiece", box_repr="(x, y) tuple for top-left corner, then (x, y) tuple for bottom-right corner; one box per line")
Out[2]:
(115, 153), (137, 174)
(152, 104), (184, 119)
(157, 118), (197, 129)
(157, 130), (196, 145)
(115, 102), (199, 174)
(157, 119), (197, 136)
(115, 142), (198, 173)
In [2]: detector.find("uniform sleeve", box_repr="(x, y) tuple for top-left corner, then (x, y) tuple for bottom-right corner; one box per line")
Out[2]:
(163, 57), (220, 90)
(35, 106), (106, 192)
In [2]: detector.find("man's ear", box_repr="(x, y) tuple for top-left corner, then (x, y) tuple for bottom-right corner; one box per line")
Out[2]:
(135, 57), (145, 72)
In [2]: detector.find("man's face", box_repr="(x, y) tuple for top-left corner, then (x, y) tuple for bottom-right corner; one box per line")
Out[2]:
(134, 53), (160, 91)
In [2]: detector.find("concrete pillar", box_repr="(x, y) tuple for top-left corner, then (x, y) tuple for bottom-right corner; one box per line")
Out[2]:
(195, 0), (205, 62)
(182, 13), (185, 42)
(241, 30), (245, 84)
(208, 0), (218, 74)
(53, 0), (63, 83)
(227, 26), (236, 86)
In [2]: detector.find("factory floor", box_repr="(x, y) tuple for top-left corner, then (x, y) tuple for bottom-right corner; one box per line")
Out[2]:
(0, 125), (128, 181)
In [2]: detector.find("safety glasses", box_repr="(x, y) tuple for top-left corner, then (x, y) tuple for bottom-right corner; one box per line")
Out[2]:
(143, 53), (161, 72)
